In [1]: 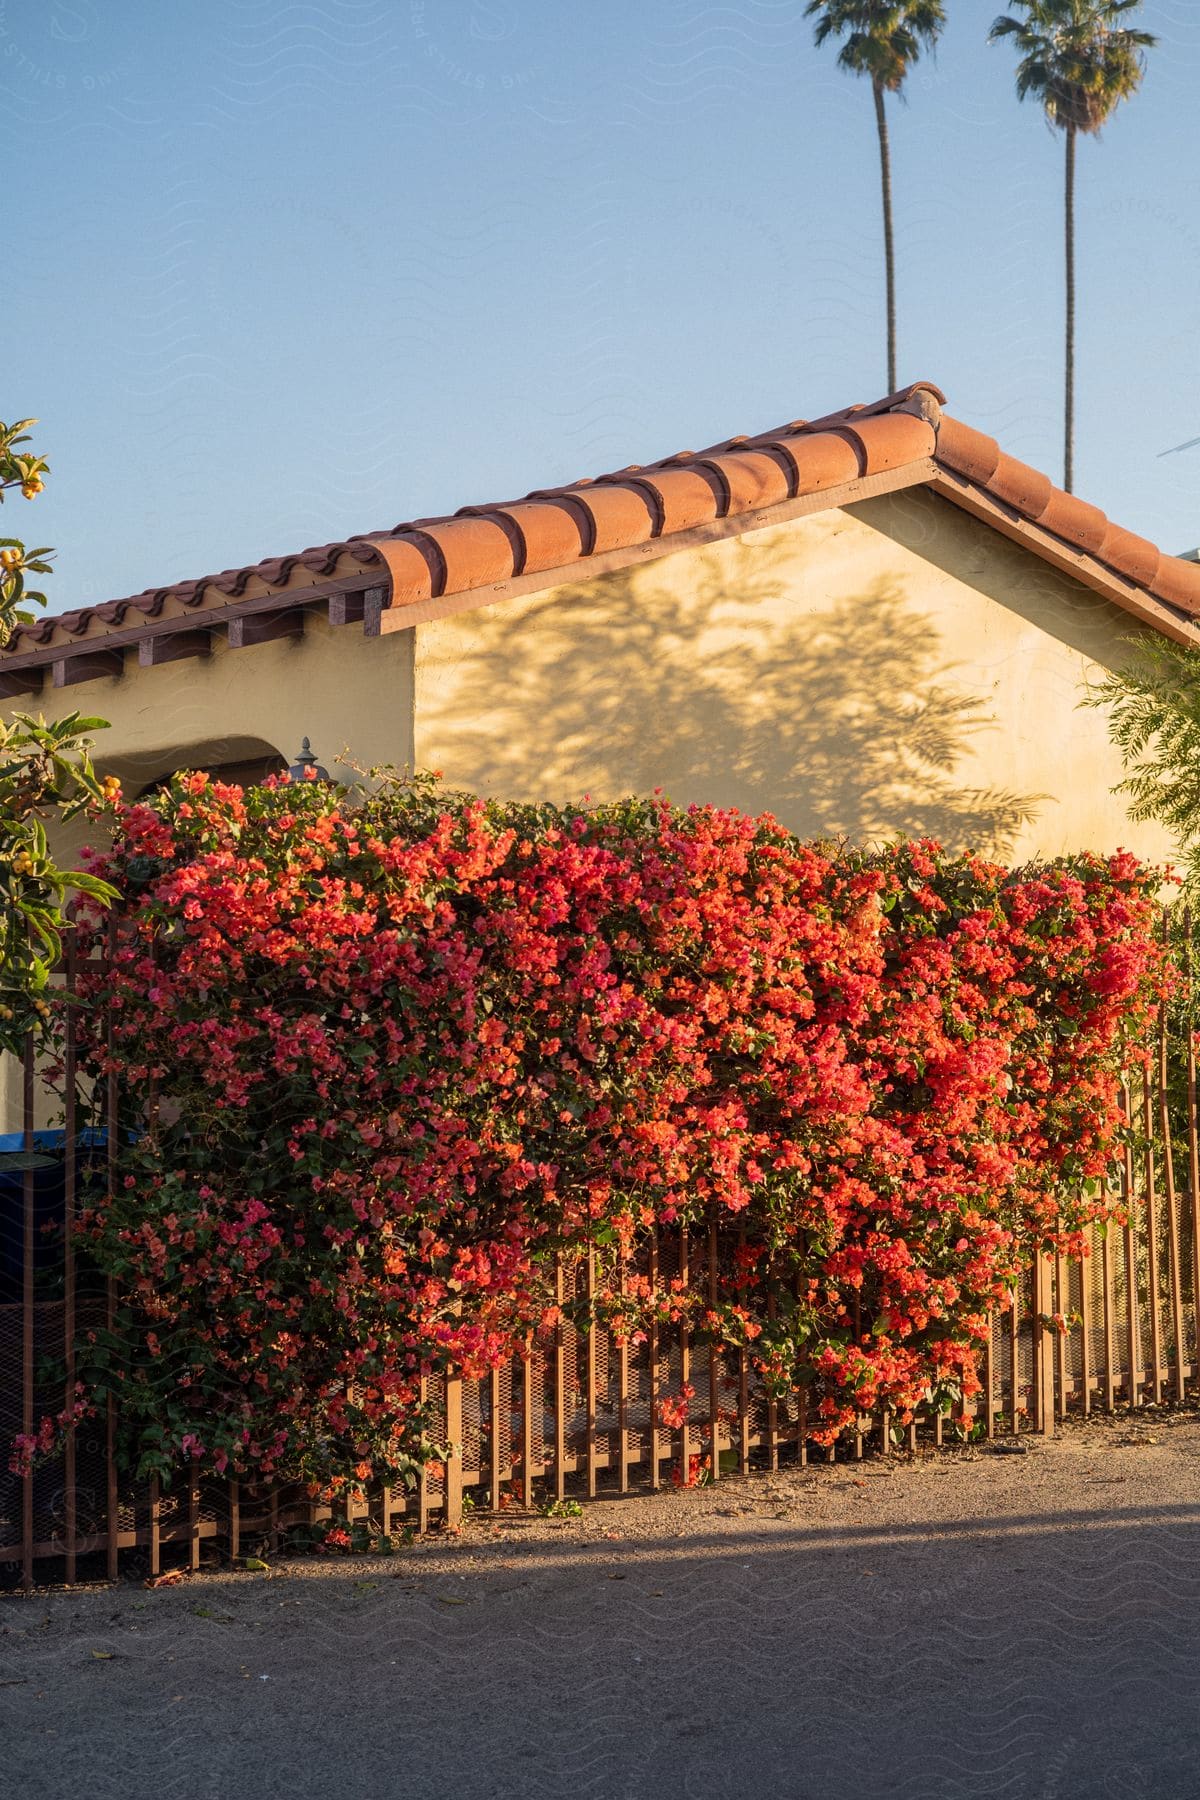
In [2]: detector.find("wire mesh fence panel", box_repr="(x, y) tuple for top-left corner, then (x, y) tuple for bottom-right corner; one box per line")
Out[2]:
(1077, 1247), (1095, 1415)
(1183, 1192), (1200, 1375)
(424, 1371), (446, 1519)
(462, 1375), (483, 1492)
(1132, 1220), (1160, 1405)
(1059, 1256), (1082, 1414)
(487, 1362), (514, 1508)
(1167, 1175), (1192, 1398)
(1006, 1273), (1036, 1433)
(994, 1300), (1016, 1433)
(593, 1309), (613, 1487)
(625, 1327), (654, 1485)
(519, 1347), (544, 1507)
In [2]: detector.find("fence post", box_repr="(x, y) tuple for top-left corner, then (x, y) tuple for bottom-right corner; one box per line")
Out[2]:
(1121, 1078), (1143, 1407)
(585, 1246), (598, 1500)
(1033, 1250), (1056, 1434)
(63, 926), (78, 1583)
(1185, 915), (1200, 1390)
(104, 914), (120, 1580)
(1141, 1068), (1164, 1405)
(707, 1217), (721, 1484)
(443, 1371), (463, 1528)
(21, 1031), (36, 1590)
(1158, 953), (1188, 1403)
(553, 1254), (566, 1504)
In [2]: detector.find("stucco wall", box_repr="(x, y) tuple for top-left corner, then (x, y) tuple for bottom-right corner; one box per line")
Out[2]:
(414, 486), (1176, 869)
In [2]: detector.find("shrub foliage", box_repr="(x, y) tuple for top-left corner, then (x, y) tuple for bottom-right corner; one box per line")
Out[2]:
(0, 713), (115, 1056)
(60, 773), (1165, 1491)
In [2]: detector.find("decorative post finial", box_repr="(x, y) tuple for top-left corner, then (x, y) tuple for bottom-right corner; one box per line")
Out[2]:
(288, 737), (330, 782)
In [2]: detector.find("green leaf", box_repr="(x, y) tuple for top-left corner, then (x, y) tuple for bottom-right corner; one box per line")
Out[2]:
(67, 872), (118, 901)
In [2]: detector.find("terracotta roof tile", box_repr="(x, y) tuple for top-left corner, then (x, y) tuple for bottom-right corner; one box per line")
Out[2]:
(492, 499), (586, 573)
(1096, 523), (1161, 592)
(768, 428), (862, 495)
(424, 515), (514, 594)
(695, 450), (793, 514)
(986, 453), (1055, 522)
(1034, 490), (1110, 558)
(1150, 558), (1200, 612)
(631, 467), (722, 536)
(831, 411), (937, 476)
(935, 416), (1003, 487)
(366, 534), (437, 608)
(6, 380), (1200, 667)
(567, 482), (657, 557)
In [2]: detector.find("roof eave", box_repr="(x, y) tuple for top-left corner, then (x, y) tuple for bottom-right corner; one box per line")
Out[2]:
(928, 467), (1200, 650)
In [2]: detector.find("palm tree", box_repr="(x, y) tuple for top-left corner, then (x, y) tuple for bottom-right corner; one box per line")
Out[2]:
(806, 2), (946, 393)
(989, 2), (1156, 494)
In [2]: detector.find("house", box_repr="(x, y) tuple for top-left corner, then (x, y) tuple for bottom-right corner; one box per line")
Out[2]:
(10, 378), (1200, 1131)
(3, 376), (1197, 873)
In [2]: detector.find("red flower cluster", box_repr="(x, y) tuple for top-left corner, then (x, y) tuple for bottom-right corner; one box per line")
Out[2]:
(62, 774), (1165, 1485)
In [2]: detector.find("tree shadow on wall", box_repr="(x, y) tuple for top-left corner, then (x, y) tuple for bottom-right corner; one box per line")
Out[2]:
(430, 544), (1044, 857)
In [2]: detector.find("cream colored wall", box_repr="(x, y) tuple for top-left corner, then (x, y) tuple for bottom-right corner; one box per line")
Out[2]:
(414, 486), (1176, 870)
(1, 612), (415, 1132)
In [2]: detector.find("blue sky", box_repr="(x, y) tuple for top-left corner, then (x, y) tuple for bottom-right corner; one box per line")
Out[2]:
(6, 0), (1198, 609)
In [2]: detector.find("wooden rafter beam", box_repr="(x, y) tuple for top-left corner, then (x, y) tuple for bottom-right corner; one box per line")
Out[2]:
(52, 651), (125, 688)
(0, 668), (43, 699)
(138, 630), (212, 668)
(226, 610), (305, 650)
(329, 586), (385, 630)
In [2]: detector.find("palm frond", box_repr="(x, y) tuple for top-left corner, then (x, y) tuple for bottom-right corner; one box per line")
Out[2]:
(807, 0), (946, 88)
(1085, 641), (1200, 888)
(987, 0), (1155, 133)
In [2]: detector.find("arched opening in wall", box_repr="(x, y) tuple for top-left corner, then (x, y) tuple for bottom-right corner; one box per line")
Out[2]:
(94, 736), (288, 803)
(41, 736), (290, 880)
(134, 748), (287, 801)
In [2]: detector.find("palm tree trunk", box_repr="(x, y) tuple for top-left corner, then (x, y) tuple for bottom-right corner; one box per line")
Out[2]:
(1064, 123), (1076, 494)
(873, 79), (897, 393)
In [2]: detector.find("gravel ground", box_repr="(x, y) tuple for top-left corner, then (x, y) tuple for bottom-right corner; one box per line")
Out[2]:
(3, 1410), (1200, 1800)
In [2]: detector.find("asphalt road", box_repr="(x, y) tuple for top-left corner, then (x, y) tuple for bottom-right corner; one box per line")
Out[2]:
(3, 1411), (1200, 1800)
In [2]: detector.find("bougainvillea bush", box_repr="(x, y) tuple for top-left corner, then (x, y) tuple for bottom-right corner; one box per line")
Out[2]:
(53, 772), (1166, 1491)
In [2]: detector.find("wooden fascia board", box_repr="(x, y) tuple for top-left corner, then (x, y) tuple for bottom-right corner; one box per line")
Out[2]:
(377, 461), (939, 635)
(927, 468), (1200, 650)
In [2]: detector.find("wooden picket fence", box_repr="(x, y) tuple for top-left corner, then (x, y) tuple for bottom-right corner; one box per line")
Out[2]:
(3, 938), (1199, 1589)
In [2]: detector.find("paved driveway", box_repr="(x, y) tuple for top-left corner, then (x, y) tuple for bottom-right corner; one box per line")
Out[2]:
(4, 1412), (1200, 1800)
